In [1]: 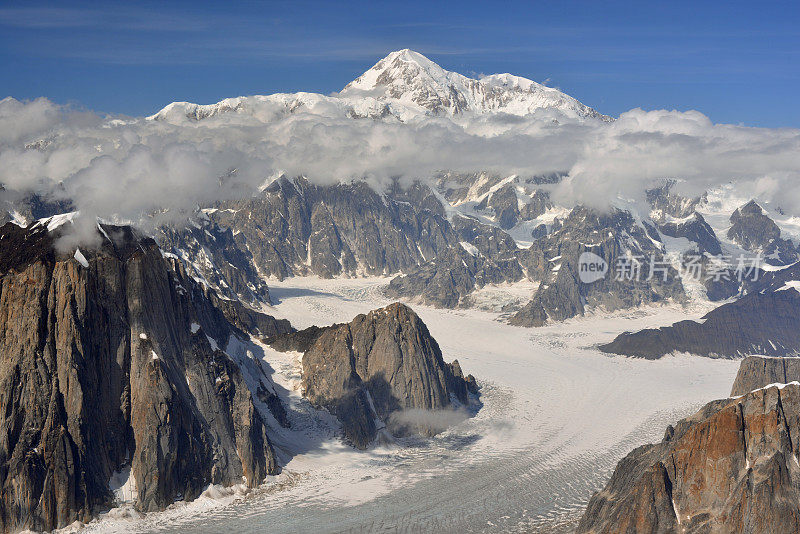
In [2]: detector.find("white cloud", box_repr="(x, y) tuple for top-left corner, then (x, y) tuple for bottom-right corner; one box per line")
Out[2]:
(1, 96), (799, 245)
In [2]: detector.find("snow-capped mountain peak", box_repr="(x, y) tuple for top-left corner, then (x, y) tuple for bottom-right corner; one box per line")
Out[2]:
(343, 48), (458, 95)
(341, 49), (607, 121)
(149, 49), (609, 123)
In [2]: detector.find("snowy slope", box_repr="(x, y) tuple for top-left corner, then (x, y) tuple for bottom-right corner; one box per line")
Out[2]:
(149, 49), (609, 123)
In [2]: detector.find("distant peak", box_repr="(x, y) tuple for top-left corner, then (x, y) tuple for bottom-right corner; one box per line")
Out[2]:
(153, 48), (609, 123)
(341, 49), (450, 93)
(739, 199), (765, 215)
(383, 48), (430, 62)
(381, 49), (446, 75)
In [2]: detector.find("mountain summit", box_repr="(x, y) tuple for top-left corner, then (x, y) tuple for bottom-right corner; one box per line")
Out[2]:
(150, 49), (609, 123)
(341, 49), (607, 120)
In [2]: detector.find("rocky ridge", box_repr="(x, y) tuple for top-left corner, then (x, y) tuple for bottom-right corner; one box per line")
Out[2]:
(186, 176), (456, 281)
(578, 358), (800, 533)
(600, 262), (800, 359)
(728, 200), (798, 266)
(0, 220), (292, 532)
(509, 207), (684, 327)
(731, 356), (800, 397)
(268, 303), (477, 448)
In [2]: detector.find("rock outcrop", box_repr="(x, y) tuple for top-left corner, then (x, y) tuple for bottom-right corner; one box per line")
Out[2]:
(657, 212), (722, 256)
(510, 207), (684, 327)
(519, 189), (553, 222)
(270, 303), (477, 448)
(731, 356), (800, 397)
(158, 218), (272, 305)
(475, 182), (521, 230)
(386, 215), (524, 308)
(211, 176), (455, 280)
(600, 268), (800, 358)
(0, 220), (292, 532)
(646, 181), (705, 219)
(578, 382), (800, 533)
(728, 200), (798, 266)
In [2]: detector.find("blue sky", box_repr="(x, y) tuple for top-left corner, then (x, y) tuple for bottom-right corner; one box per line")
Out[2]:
(1, 0), (798, 126)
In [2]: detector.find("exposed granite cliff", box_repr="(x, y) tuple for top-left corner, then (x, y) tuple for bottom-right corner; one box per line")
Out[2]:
(578, 382), (800, 533)
(158, 219), (272, 305)
(474, 182), (552, 230)
(208, 177), (456, 280)
(646, 181), (705, 219)
(0, 220), (291, 532)
(269, 303), (477, 448)
(731, 356), (800, 397)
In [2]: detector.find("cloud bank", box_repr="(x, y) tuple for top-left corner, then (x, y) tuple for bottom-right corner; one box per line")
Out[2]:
(1, 95), (799, 243)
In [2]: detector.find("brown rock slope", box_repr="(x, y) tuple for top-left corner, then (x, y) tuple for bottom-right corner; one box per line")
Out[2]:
(0, 221), (292, 533)
(269, 303), (478, 449)
(578, 382), (800, 533)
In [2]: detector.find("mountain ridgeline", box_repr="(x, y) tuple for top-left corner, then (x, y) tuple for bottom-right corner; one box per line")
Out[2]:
(12, 50), (800, 347)
(150, 49), (610, 123)
(147, 174), (800, 354)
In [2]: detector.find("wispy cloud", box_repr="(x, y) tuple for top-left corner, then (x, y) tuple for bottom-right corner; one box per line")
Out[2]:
(0, 6), (211, 31)
(2, 95), (800, 250)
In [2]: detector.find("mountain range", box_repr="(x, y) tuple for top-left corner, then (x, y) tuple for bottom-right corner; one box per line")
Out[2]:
(3, 48), (800, 533)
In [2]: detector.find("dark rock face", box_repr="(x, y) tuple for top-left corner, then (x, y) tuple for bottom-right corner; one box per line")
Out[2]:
(601, 289), (800, 359)
(646, 181), (704, 219)
(475, 183), (519, 230)
(519, 189), (552, 221)
(731, 356), (800, 396)
(0, 221), (291, 532)
(452, 215), (520, 258)
(578, 383), (800, 533)
(161, 176), (539, 311)
(386, 245), (484, 308)
(210, 294), (292, 338)
(657, 212), (722, 256)
(154, 177), (473, 314)
(208, 177), (456, 280)
(285, 303), (477, 448)
(530, 223), (548, 240)
(728, 200), (798, 265)
(264, 325), (332, 353)
(473, 182), (551, 230)
(158, 219), (271, 305)
(510, 207), (684, 327)
(729, 200), (782, 250)
(386, 216), (524, 308)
